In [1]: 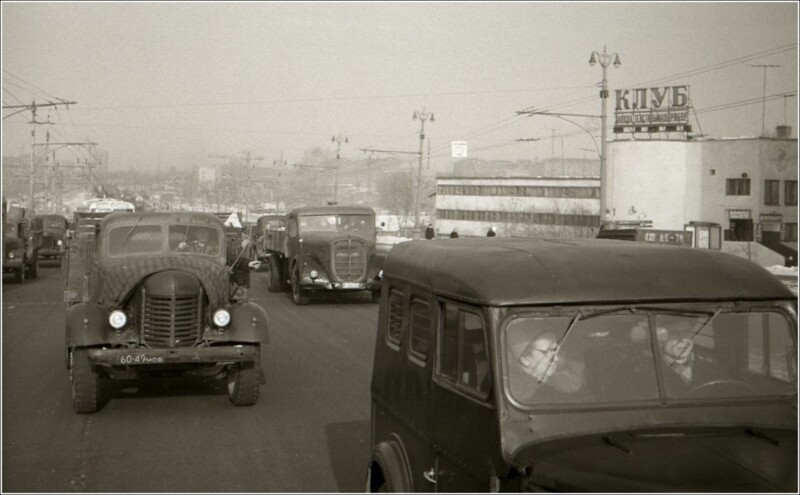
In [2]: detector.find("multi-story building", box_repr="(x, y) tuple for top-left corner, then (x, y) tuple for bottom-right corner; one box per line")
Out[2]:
(434, 176), (600, 238)
(606, 128), (797, 266)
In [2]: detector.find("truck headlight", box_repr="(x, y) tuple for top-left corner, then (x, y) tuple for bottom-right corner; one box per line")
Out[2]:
(7, 251), (15, 259)
(213, 309), (231, 327)
(109, 310), (127, 329)
(309, 269), (319, 279)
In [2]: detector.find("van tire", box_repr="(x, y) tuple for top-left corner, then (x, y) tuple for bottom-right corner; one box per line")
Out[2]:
(227, 361), (260, 406)
(71, 349), (99, 414)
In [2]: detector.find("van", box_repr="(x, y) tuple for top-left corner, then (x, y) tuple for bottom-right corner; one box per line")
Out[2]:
(367, 237), (797, 492)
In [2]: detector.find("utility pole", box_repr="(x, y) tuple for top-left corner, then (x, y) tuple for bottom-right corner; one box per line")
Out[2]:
(412, 109), (434, 231)
(589, 46), (622, 224)
(751, 64), (780, 136)
(3, 99), (77, 211)
(331, 134), (348, 204)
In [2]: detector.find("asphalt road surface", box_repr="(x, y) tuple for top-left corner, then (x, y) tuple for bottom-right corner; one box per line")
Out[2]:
(2, 262), (379, 492)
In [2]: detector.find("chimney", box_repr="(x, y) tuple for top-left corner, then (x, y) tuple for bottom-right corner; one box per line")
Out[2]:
(776, 125), (792, 138)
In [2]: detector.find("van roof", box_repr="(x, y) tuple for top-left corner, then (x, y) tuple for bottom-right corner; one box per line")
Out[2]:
(382, 237), (794, 306)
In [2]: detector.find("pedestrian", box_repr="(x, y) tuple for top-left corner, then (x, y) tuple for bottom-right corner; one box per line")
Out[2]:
(424, 223), (435, 240)
(450, 228), (459, 239)
(486, 226), (497, 237)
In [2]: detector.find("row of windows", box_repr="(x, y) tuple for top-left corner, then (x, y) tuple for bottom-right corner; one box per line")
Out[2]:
(764, 180), (798, 206)
(438, 184), (600, 199)
(437, 209), (600, 227)
(386, 288), (490, 400)
(726, 179), (798, 206)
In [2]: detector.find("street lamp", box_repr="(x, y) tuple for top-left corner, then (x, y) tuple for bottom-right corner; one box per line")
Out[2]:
(331, 134), (348, 204)
(412, 109), (434, 231)
(589, 46), (621, 224)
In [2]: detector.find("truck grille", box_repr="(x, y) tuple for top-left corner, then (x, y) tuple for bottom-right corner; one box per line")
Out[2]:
(138, 288), (204, 348)
(332, 239), (366, 281)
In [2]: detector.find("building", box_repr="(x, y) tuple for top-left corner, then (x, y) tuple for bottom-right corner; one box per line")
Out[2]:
(434, 176), (600, 238)
(606, 130), (797, 266)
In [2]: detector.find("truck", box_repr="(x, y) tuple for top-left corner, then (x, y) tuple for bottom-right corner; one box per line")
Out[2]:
(259, 205), (383, 305)
(2, 203), (39, 283)
(63, 211), (269, 413)
(32, 214), (69, 266)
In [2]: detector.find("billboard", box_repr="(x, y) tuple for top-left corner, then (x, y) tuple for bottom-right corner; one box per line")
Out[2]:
(614, 85), (692, 135)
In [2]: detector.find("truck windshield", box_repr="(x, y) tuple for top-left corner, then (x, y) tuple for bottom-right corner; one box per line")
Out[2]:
(504, 305), (796, 407)
(298, 214), (373, 234)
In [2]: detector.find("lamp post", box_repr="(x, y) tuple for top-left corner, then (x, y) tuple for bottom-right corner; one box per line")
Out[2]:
(331, 134), (348, 204)
(412, 109), (434, 231)
(589, 46), (621, 224)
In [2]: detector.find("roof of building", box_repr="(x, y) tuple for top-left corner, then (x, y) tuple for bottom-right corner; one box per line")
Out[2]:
(382, 237), (794, 306)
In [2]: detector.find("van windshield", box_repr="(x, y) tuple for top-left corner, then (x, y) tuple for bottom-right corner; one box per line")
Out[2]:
(504, 305), (796, 406)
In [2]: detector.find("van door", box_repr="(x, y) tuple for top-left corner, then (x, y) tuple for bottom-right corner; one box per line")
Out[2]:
(429, 301), (498, 492)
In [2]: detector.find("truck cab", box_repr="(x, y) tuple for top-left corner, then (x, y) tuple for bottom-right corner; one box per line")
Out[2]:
(263, 205), (383, 305)
(367, 237), (797, 492)
(3, 205), (39, 283)
(64, 211), (269, 413)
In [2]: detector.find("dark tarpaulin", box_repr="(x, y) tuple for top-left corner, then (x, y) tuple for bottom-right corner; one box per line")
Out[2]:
(97, 255), (229, 310)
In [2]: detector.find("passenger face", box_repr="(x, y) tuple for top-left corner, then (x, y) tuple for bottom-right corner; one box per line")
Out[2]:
(663, 331), (694, 365)
(520, 335), (559, 381)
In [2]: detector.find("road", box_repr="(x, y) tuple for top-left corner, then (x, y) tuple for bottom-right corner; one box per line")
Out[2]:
(2, 262), (379, 492)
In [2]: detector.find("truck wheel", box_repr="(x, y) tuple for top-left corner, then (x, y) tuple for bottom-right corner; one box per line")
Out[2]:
(267, 256), (283, 292)
(13, 265), (24, 284)
(71, 349), (99, 414)
(370, 289), (381, 303)
(227, 361), (260, 406)
(291, 268), (309, 305)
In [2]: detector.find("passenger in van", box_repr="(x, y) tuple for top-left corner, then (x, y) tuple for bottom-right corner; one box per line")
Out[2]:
(510, 333), (585, 402)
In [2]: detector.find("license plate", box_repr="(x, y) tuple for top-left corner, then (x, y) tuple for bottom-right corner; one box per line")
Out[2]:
(118, 353), (165, 365)
(340, 282), (363, 289)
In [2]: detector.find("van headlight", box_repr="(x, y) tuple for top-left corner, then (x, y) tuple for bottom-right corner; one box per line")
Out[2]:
(109, 310), (127, 329)
(310, 269), (319, 280)
(213, 309), (231, 327)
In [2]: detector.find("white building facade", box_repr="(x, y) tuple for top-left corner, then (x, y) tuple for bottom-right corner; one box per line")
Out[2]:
(606, 136), (798, 266)
(434, 177), (600, 238)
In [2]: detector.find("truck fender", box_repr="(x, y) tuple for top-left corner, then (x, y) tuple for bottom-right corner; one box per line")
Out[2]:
(368, 438), (412, 492)
(226, 301), (270, 343)
(66, 302), (112, 348)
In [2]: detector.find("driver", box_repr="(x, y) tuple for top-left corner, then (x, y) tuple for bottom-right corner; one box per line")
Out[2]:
(178, 228), (218, 255)
(509, 332), (585, 403)
(659, 323), (723, 393)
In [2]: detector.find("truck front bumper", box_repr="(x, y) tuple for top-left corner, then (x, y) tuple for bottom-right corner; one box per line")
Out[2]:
(87, 344), (258, 367)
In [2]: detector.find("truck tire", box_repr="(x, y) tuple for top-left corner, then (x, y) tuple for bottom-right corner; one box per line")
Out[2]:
(227, 360), (260, 406)
(267, 256), (283, 292)
(13, 265), (24, 284)
(71, 349), (99, 414)
(291, 267), (310, 305)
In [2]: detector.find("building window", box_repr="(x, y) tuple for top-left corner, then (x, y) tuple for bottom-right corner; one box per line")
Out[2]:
(785, 180), (798, 206)
(726, 178), (750, 196)
(783, 223), (798, 242)
(764, 180), (780, 205)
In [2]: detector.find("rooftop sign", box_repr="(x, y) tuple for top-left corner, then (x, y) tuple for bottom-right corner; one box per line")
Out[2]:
(614, 85), (692, 135)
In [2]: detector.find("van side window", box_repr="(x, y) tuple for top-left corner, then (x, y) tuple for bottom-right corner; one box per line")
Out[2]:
(409, 298), (430, 361)
(386, 288), (404, 347)
(437, 303), (490, 397)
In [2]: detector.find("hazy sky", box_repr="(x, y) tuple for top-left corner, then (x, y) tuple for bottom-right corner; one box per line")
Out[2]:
(2, 1), (798, 171)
